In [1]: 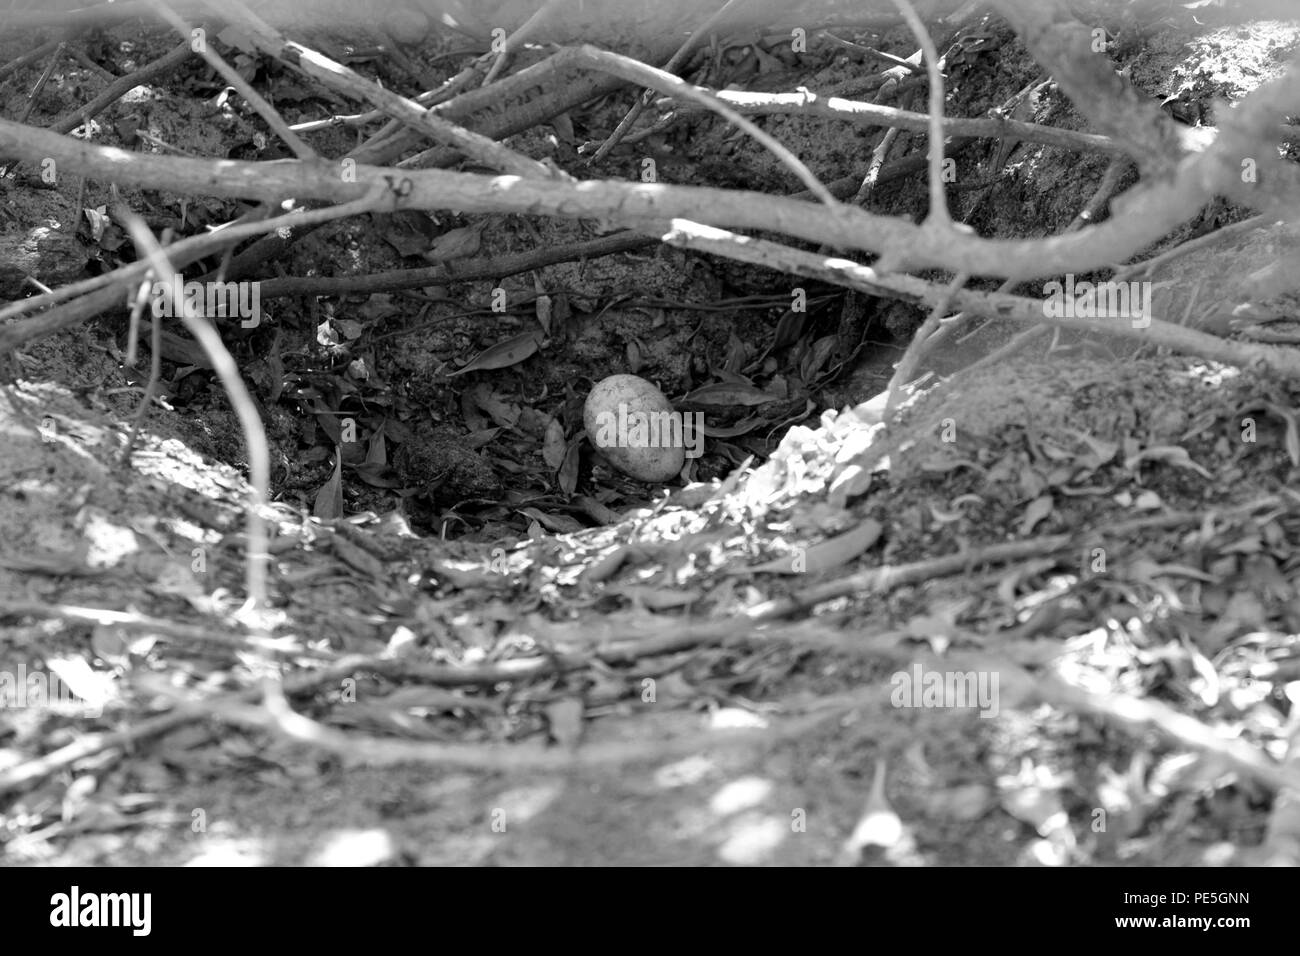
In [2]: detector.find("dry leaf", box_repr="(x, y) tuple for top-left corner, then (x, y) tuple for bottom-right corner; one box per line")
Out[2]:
(445, 331), (541, 378)
(742, 519), (881, 575)
(313, 453), (343, 519)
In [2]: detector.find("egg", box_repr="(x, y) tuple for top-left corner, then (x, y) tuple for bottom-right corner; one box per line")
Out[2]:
(582, 374), (686, 482)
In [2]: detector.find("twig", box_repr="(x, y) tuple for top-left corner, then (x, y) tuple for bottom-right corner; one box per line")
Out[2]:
(254, 230), (655, 298)
(654, 218), (1300, 377)
(215, 0), (556, 181)
(0, 653), (397, 797)
(479, 0), (565, 87)
(0, 37), (62, 82)
(50, 41), (193, 135)
(819, 30), (925, 73)
(121, 236), (165, 463)
(991, 0), (1188, 179)
(16, 41), (66, 125)
(209, 689), (852, 770)
(1036, 671), (1300, 794)
(1112, 215), (1269, 282)
(664, 87), (1122, 156)
(0, 601), (335, 659)
(63, 45), (116, 81)
(120, 212), (275, 619)
(853, 88), (917, 205)
(145, 0), (315, 159)
(0, 66), (1287, 286)
(559, 44), (837, 206)
(0, 190), (388, 347)
(889, 0), (950, 226)
(885, 270), (969, 412)
(589, 0), (753, 165)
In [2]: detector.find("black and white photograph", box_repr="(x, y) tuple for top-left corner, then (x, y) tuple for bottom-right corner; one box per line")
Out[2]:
(0, 0), (1292, 909)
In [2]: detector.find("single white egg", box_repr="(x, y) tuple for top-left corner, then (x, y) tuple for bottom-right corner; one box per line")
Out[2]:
(583, 374), (686, 482)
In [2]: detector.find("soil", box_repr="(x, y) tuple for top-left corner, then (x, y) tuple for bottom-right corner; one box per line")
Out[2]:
(2, 1), (1300, 867)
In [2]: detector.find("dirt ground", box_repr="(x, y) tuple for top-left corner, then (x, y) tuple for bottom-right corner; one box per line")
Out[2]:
(3, 1), (1300, 867)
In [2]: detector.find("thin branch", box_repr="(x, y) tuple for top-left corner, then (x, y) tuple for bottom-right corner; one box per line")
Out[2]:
(889, 0), (951, 225)
(120, 212), (277, 619)
(146, 0), (315, 159)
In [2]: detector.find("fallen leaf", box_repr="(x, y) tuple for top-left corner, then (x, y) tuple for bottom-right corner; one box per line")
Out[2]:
(445, 331), (541, 378)
(682, 381), (774, 406)
(313, 453), (343, 519)
(741, 519), (882, 575)
(422, 221), (486, 262)
(543, 417), (567, 470)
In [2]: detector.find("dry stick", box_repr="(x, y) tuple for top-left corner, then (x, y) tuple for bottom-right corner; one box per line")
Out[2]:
(854, 89), (918, 205)
(64, 44), (116, 81)
(991, 0), (1188, 179)
(859, 105), (911, 188)
(653, 218), (1300, 378)
(210, 692), (851, 771)
(146, 0), (315, 159)
(0, 137), (1262, 370)
(996, 0), (1300, 217)
(349, 48), (496, 153)
(924, 152), (1129, 369)
(820, 30), (925, 74)
(0, 37), (62, 81)
(0, 602), (336, 659)
(589, 0), (753, 165)
(183, 1), (572, 283)
(0, 191), (389, 343)
(668, 88), (1121, 156)
(595, 502), (1283, 663)
(888, 0), (950, 227)
(250, 109), (967, 291)
(119, 211), (291, 620)
(1035, 671), (1300, 795)
(3, 0), (210, 29)
(0, 706), (207, 798)
(952, 156), (1138, 377)
(120, 230), (165, 463)
(1068, 154), (1133, 232)
(214, 0), (555, 182)
(0, 80), (1278, 291)
(1210, 60), (1300, 219)
(0, 634), (840, 783)
(885, 270), (969, 413)
(883, 85), (1066, 377)
(747, 503), (1278, 623)
(292, 39), (529, 135)
(1111, 214), (1270, 283)
(479, 0), (565, 87)
(560, 44), (836, 207)
(0, 126), (1229, 325)
(255, 230), (655, 298)
(49, 40), (193, 135)
(16, 41), (66, 125)
(234, 51), (601, 278)
(0, 651), (389, 797)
